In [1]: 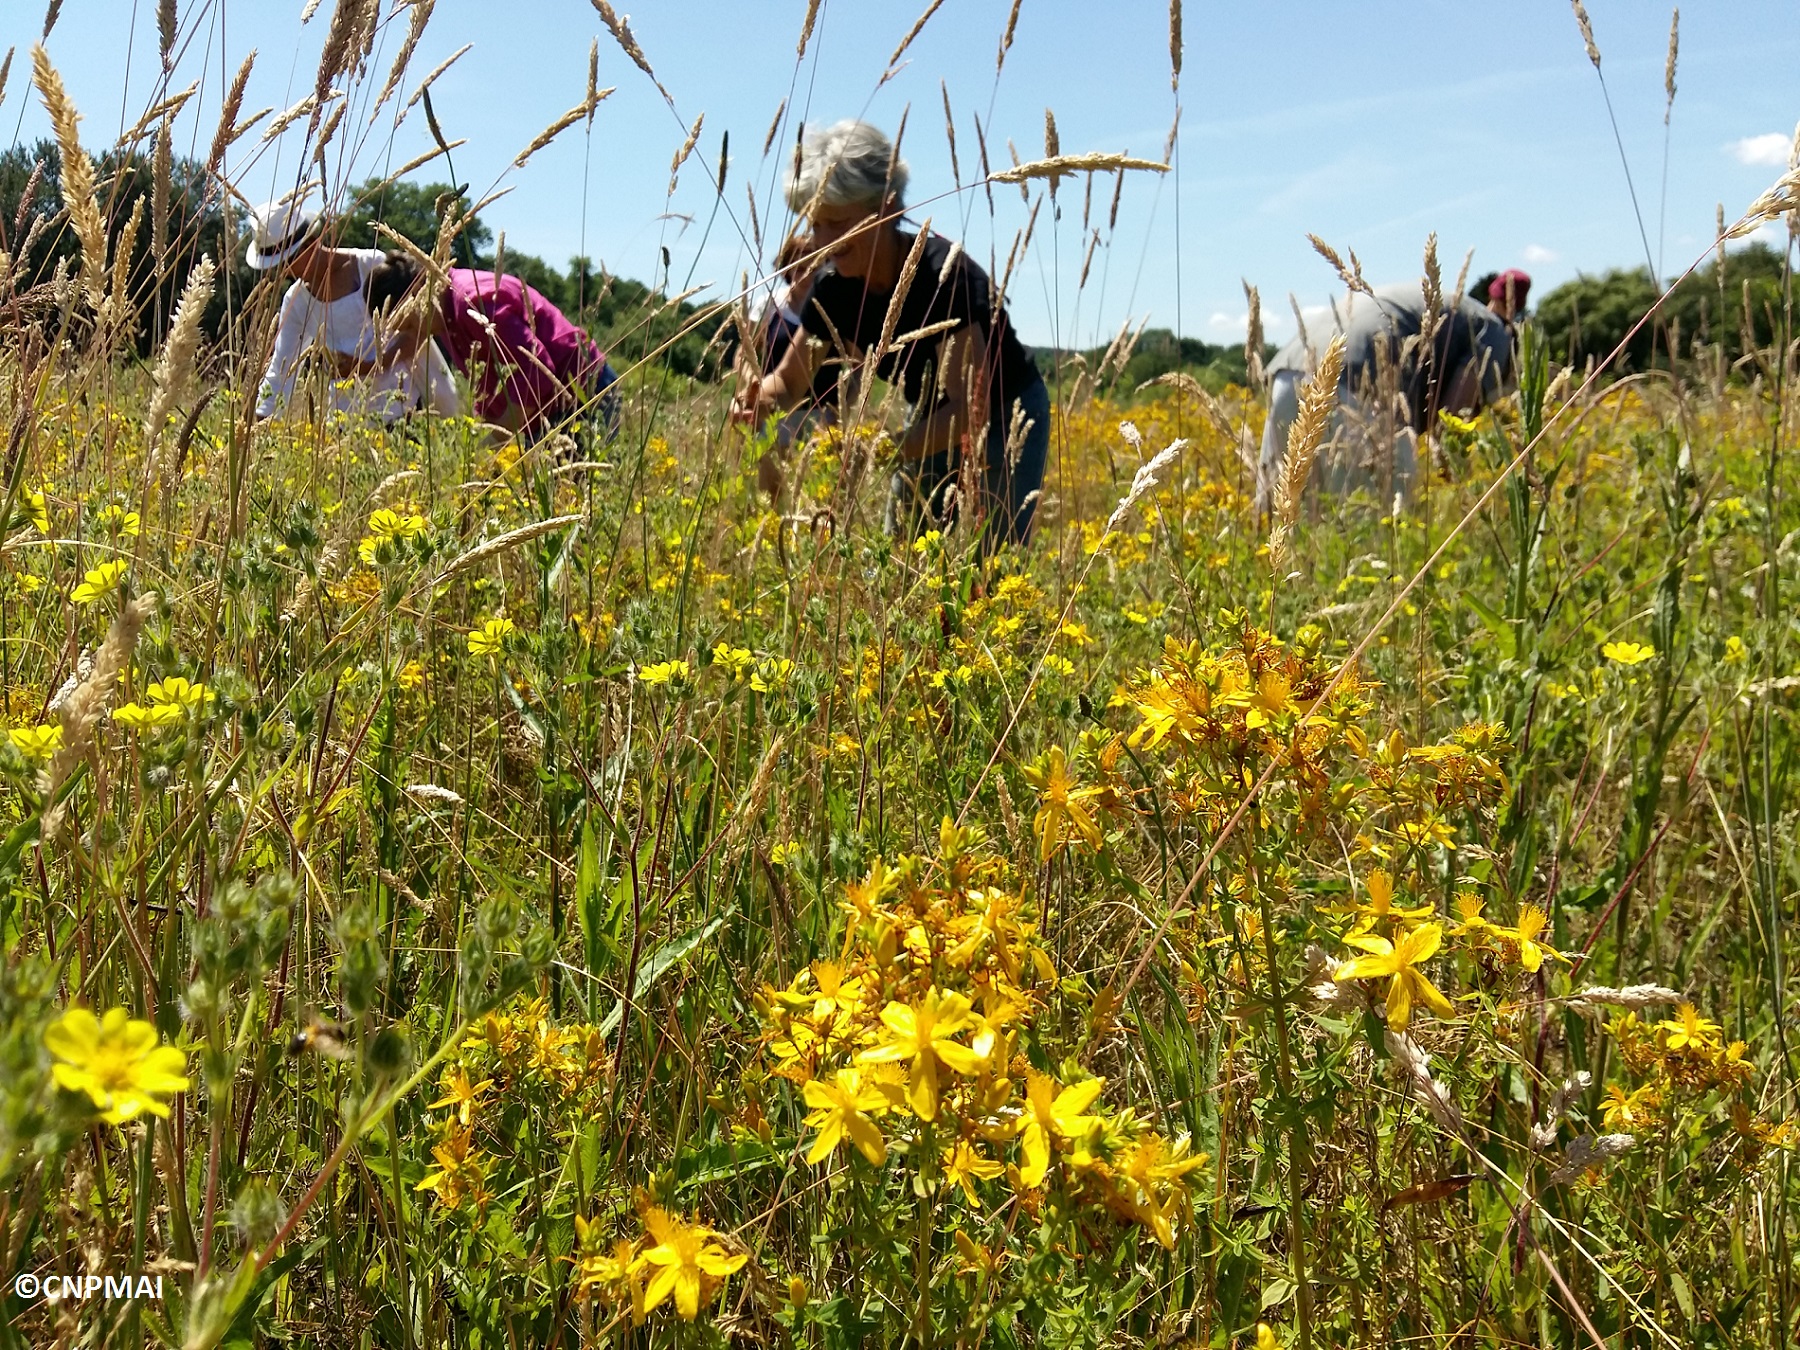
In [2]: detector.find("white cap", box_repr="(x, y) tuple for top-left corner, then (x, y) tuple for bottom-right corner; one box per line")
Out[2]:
(245, 196), (321, 269)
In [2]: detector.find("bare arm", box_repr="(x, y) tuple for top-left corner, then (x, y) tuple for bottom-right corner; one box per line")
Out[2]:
(729, 331), (816, 426)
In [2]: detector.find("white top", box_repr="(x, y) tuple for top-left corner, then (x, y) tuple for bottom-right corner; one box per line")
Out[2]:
(256, 248), (460, 422)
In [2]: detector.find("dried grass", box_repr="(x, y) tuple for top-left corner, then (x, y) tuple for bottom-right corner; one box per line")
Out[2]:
(991, 152), (1168, 184)
(1270, 333), (1346, 560)
(32, 46), (106, 314)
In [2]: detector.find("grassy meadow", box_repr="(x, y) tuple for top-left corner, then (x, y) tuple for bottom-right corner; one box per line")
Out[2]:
(4, 8), (1800, 1350)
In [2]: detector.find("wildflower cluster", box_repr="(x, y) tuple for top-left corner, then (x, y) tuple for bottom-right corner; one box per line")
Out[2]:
(758, 820), (1208, 1252)
(573, 1200), (748, 1324)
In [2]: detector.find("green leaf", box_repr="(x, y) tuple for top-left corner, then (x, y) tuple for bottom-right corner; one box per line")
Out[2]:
(598, 911), (730, 1038)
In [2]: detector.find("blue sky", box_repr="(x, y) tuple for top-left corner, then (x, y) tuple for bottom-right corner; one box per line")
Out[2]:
(7, 0), (1797, 347)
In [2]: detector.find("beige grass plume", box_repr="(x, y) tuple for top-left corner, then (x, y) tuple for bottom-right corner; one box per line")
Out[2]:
(0, 48), (13, 114)
(591, 0), (667, 101)
(518, 90), (613, 171)
(885, 0), (947, 81)
(796, 0), (822, 59)
(40, 593), (155, 835)
(1417, 232), (1443, 369)
(1107, 437), (1187, 534)
(1269, 332), (1345, 564)
(436, 514), (584, 584)
(1243, 281), (1264, 386)
(371, 0), (434, 120)
(996, 0), (1023, 74)
(940, 81), (961, 188)
(991, 151), (1168, 184)
(32, 46), (107, 315)
(1308, 232), (1370, 296)
(158, 0), (177, 68)
(586, 39), (600, 125)
(668, 112), (704, 195)
(204, 51), (256, 188)
(1168, 0), (1182, 91)
(1570, 0), (1601, 68)
(404, 44), (470, 113)
(147, 256), (214, 504)
(1725, 123), (1800, 239)
(1663, 8), (1678, 121)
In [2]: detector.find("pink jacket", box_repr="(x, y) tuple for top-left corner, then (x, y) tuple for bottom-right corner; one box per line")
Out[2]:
(438, 270), (606, 431)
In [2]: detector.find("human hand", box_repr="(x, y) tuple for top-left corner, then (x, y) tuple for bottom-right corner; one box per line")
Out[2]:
(728, 375), (769, 428)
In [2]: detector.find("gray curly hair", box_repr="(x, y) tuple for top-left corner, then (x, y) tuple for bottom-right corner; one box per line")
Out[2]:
(783, 120), (909, 214)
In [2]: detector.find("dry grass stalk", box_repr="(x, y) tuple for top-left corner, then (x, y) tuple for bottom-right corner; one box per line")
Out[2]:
(314, 0), (365, 114)
(972, 111), (995, 212)
(146, 256), (213, 495)
(262, 93), (319, 143)
(41, 0), (63, 40)
(1272, 332), (1345, 544)
(936, 236), (963, 287)
(119, 81), (199, 146)
(668, 112), (705, 195)
(40, 594), (154, 833)
(1570, 0), (1601, 68)
(108, 196), (144, 329)
(364, 137), (466, 193)
(1042, 108), (1061, 197)
(518, 92), (612, 170)
(590, 0), (665, 99)
(885, 0), (946, 77)
(0, 48), (12, 113)
(940, 81), (960, 188)
(1663, 8), (1678, 119)
(301, 0), (323, 20)
(1106, 438), (1186, 533)
(1078, 228), (1099, 290)
(371, 0), (435, 120)
(1107, 166), (1125, 231)
(761, 100), (786, 158)
(32, 47), (107, 313)
(158, 0), (177, 67)
(995, 0), (1023, 73)
(152, 119), (171, 275)
(1307, 232), (1370, 296)
(313, 101), (347, 170)
(1243, 281), (1264, 386)
(1727, 144), (1800, 239)
(1418, 232), (1443, 364)
(872, 220), (932, 366)
(437, 514), (584, 583)
(1168, 0), (1182, 90)
(796, 0), (822, 58)
(205, 51), (257, 182)
(586, 39), (599, 125)
(405, 44), (470, 112)
(991, 151), (1168, 184)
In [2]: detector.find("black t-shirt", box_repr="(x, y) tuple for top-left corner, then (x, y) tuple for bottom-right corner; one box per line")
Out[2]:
(802, 230), (1039, 425)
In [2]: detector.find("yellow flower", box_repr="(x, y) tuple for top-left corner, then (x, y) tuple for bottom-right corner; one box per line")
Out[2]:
(1237, 668), (1298, 730)
(358, 507), (428, 565)
(428, 1066), (494, 1126)
(145, 677), (214, 710)
(857, 987), (984, 1121)
(1601, 640), (1656, 666)
(711, 642), (753, 679)
(1723, 636), (1748, 664)
(1333, 923), (1456, 1030)
(7, 725), (62, 760)
(44, 1007), (190, 1125)
(397, 659), (426, 690)
(467, 617), (516, 658)
(573, 1227), (645, 1322)
(1659, 1003), (1721, 1053)
(1256, 1324), (1282, 1350)
(801, 1067), (888, 1165)
(414, 1124), (486, 1208)
(941, 1138), (1003, 1204)
(1022, 745), (1106, 863)
(24, 487), (50, 534)
(636, 659), (690, 687)
(1495, 904), (1564, 973)
(768, 841), (803, 868)
(1600, 1082), (1659, 1131)
(1351, 869), (1435, 931)
(94, 504), (141, 537)
(113, 701), (184, 731)
(72, 560), (128, 606)
(1017, 1070), (1105, 1189)
(634, 1208), (748, 1321)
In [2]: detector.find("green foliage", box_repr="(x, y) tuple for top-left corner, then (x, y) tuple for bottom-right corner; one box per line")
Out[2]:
(1534, 242), (1790, 375)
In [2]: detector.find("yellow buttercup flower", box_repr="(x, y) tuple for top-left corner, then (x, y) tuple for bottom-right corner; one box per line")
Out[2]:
(1601, 640), (1656, 666)
(750, 656), (794, 693)
(113, 701), (184, 731)
(801, 1067), (888, 1165)
(146, 677), (214, 710)
(7, 725), (62, 760)
(396, 659), (426, 690)
(1017, 1070), (1105, 1189)
(45, 1007), (190, 1125)
(711, 642), (753, 679)
(1333, 922), (1456, 1030)
(637, 659), (690, 687)
(1022, 745), (1106, 863)
(358, 507), (428, 565)
(941, 1137), (1003, 1204)
(428, 1066), (494, 1126)
(857, 987), (984, 1122)
(24, 487), (50, 534)
(1494, 904), (1564, 973)
(467, 617), (517, 658)
(93, 504), (141, 537)
(633, 1208), (748, 1321)
(72, 560), (128, 606)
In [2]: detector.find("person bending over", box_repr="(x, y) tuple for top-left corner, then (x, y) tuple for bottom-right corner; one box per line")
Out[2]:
(730, 119), (1048, 551)
(247, 195), (458, 423)
(1255, 277), (1519, 514)
(362, 253), (621, 443)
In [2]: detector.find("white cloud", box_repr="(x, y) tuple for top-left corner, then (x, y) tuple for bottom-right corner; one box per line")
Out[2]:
(1522, 243), (1558, 264)
(1728, 133), (1791, 167)
(1208, 310), (1248, 336)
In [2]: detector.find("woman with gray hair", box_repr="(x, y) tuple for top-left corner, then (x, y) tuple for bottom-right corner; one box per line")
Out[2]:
(730, 120), (1049, 551)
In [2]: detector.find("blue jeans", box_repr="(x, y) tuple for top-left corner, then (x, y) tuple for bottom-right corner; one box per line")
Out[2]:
(887, 376), (1051, 551)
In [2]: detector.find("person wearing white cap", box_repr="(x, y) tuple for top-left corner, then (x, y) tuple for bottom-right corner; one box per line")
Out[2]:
(247, 193), (460, 423)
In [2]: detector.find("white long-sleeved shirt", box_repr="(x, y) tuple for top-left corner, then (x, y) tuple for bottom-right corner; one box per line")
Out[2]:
(256, 248), (459, 421)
